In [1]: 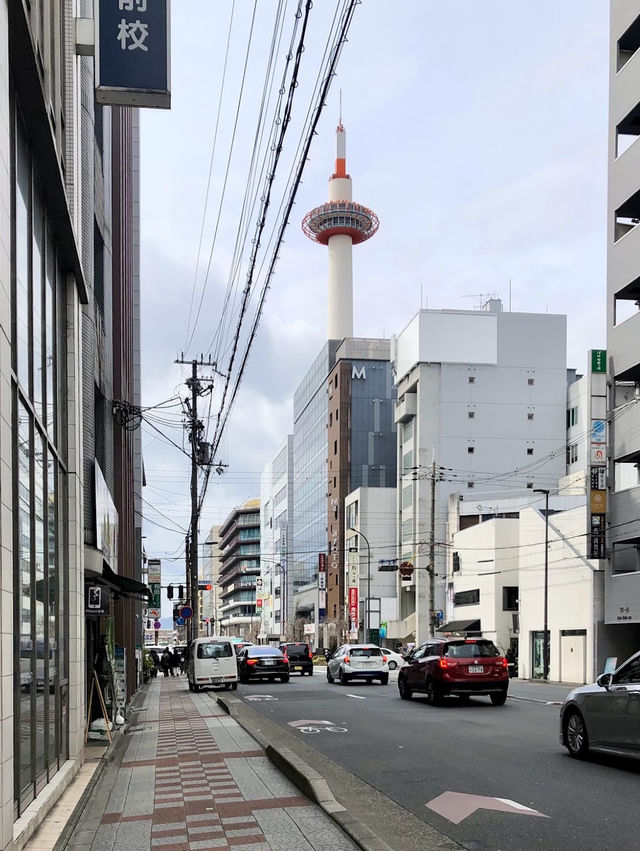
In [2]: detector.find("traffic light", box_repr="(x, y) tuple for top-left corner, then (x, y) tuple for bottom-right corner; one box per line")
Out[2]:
(167, 584), (174, 599)
(146, 619), (152, 629)
(178, 585), (184, 599)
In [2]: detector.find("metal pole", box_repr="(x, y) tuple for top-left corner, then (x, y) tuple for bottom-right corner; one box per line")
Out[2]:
(349, 528), (371, 643)
(534, 488), (550, 680)
(185, 533), (190, 642)
(429, 458), (436, 638)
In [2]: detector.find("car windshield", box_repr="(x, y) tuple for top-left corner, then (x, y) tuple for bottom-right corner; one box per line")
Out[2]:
(285, 644), (309, 653)
(197, 642), (232, 659)
(445, 641), (500, 658)
(351, 647), (382, 657)
(249, 647), (282, 657)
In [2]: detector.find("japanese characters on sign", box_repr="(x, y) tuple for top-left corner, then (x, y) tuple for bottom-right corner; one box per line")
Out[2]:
(97, 0), (171, 109)
(348, 587), (358, 635)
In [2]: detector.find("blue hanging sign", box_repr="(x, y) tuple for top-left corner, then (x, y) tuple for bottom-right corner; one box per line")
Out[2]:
(96, 0), (171, 109)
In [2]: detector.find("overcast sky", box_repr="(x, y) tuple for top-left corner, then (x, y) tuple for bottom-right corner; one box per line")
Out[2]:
(138, 1), (609, 622)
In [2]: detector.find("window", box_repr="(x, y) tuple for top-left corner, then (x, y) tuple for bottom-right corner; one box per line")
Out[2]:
(402, 450), (413, 474)
(468, 376), (475, 384)
(467, 446), (474, 454)
(468, 411), (475, 419)
(334, 439), (337, 455)
(402, 484), (412, 509)
(336, 408), (338, 421)
(502, 587), (518, 611)
(452, 552), (460, 572)
(618, 14), (640, 71)
(528, 412), (534, 420)
(335, 375), (338, 388)
(453, 588), (480, 606)
(402, 419), (413, 442)
(567, 444), (578, 465)
(445, 641), (499, 658)
(528, 378), (534, 386)
(333, 477), (336, 488)
(197, 642), (232, 659)
(526, 482), (533, 489)
(467, 481), (474, 489)
(329, 412), (332, 426)
(566, 406), (578, 428)
(527, 448), (534, 456)
(333, 604), (337, 618)
(616, 658), (640, 684)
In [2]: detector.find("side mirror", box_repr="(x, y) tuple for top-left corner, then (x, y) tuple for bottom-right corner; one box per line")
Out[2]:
(596, 672), (612, 689)
(325, 652), (333, 661)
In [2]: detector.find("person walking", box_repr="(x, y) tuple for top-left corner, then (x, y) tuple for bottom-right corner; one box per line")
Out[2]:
(171, 648), (182, 677)
(161, 647), (173, 677)
(149, 649), (160, 679)
(506, 647), (517, 679)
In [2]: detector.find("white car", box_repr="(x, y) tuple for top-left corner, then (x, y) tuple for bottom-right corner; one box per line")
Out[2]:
(380, 648), (406, 670)
(327, 644), (389, 685)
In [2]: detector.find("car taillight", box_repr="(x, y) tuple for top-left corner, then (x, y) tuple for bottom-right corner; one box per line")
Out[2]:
(438, 658), (457, 669)
(246, 659), (257, 666)
(308, 651), (313, 659)
(500, 657), (508, 668)
(344, 655), (350, 664)
(382, 655), (388, 663)
(283, 655), (289, 664)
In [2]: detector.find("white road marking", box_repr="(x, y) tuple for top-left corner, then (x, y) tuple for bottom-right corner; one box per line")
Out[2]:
(346, 693), (366, 699)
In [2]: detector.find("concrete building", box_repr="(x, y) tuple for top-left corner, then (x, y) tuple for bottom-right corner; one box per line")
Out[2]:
(218, 500), (261, 639)
(605, 3), (640, 656)
(201, 526), (222, 635)
(260, 438), (294, 640)
(2, 3), (145, 845)
(392, 299), (568, 646)
(344, 488), (397, 644)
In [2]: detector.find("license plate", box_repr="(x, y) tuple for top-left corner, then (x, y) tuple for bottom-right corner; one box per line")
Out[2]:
(294, 666), (302, 671)
(263, 660), (276, 665)
(211, 677), (222, 683)
(469, 665), (484, 674)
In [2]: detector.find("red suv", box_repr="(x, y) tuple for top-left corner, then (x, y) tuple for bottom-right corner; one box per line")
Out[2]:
(397, 638), (509, 705)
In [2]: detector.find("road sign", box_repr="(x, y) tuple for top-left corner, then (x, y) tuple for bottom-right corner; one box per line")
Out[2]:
(180, 605), (193, 619)
(148, 609), (160, 619)
(175, 617), (185, 626)
(426, 792), (548, 825)
(153, 620), (162, 629)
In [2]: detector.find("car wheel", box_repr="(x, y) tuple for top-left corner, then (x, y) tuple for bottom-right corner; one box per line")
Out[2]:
(380, 675), (389, 685)
(398, 678), (412, 700)
(231, 682), (238, 691)
(308, 668), (314, 676)
(458, 694), (471, 704)
(339, 668), (349, 686)
(280, 675), (290, 683)
(388, 661), (397, 670)
(327, 667), (334, 684)
(426, 679), (442, 706)
(193, 683), (200, 693)
(366, 679), (373, 685)
(490, 690), (508, 706)
(565, 709), (589, 758)
(188, 681), (193, 692)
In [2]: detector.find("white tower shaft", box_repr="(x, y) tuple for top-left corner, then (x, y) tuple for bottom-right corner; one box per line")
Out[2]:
(327, 170), (353, 339)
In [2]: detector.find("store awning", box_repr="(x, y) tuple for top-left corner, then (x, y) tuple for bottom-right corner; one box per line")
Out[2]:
(437, 619), (481, 634)
(102, 563), (152, 602)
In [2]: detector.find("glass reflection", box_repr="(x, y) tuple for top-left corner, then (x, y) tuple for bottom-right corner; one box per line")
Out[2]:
(18, 403), (32, 793)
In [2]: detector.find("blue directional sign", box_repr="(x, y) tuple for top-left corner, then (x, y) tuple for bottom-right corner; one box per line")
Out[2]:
(175, 617), (185, 626)
(96, 0), (171, 109)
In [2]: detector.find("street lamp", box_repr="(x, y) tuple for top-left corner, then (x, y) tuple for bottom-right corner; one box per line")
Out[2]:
(533, 489), (550, 681)
(349, 527), (371, 643)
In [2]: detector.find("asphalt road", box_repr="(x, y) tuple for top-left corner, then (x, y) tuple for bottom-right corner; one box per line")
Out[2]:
(231, 671), (640, 851)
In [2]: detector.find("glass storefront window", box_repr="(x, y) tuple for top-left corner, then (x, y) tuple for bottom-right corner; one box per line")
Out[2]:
(17, 401), (32, 797)
(15, 137), (30, 390)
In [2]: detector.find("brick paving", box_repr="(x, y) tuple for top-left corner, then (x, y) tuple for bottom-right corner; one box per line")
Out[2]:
(65, 676), (356, 851)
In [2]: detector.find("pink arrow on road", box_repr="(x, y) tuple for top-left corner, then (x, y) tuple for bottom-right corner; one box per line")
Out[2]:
(427, 792), (549, 825)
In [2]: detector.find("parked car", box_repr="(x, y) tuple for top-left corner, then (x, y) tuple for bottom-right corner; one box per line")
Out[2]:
(237, 645), (290, 683)
(327, 644), (389, 685)
(398, 637), (509, 705)
(231, 641), (252, 656)
(187, 637), (238, 692)
(279, 642), (314, 676)
(560, 651), (640, 759)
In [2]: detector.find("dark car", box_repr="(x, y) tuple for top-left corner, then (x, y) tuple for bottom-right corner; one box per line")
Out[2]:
(398, 637), (509, 705)
(237, 645), (290, 683)
(279, 642), (313, 676)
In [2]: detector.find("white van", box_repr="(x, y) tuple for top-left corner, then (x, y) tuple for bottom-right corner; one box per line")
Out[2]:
(187, 638), (238, 692)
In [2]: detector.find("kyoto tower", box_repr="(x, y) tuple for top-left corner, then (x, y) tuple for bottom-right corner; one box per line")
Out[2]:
(302, 122), (379, 339)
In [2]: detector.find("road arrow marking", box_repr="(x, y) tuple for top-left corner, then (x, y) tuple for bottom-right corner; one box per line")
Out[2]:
(287, 720), (333, 728)
(346, 693), (366, 699)
(426, 792), (549, 825)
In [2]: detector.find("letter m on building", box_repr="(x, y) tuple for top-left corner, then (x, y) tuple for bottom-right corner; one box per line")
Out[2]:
(352, 365), (366, 380)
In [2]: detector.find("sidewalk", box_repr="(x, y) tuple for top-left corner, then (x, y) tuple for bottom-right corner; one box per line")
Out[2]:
(35, 676), (358, 851)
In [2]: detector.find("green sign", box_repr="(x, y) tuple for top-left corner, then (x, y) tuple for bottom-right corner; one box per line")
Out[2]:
(150, 582), (161, 608)
(591, 349), (606, 374)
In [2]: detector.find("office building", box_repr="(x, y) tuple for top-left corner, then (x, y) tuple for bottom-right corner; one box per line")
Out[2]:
(218, 500), (261, 638)
(605, 3), (640, 654)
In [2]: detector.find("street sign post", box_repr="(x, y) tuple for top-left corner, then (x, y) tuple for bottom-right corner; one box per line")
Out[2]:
(179, 605), (193, 620)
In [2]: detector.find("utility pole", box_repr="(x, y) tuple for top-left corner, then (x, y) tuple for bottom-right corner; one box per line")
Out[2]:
(184, 532), (190, 640)
(175, 356), (219, 643)
(429, 457), (436, 637)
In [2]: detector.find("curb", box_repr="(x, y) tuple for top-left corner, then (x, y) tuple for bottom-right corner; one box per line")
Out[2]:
(217, 695), (393, 851)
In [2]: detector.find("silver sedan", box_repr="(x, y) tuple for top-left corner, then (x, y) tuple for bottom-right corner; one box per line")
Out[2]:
(559, 651), (640, 759)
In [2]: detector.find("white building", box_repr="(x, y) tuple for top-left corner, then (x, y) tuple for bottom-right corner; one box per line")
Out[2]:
(605, 3), (640, 658)
(202, 526), (222, 634)
(344, 488), (397, 645)
(260, 438), (294, 640)
(392, 299), (568, 645)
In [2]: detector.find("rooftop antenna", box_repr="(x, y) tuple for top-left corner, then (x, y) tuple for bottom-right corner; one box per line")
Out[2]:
(339, 88), (342, 125)
(461, 292), (498, 310)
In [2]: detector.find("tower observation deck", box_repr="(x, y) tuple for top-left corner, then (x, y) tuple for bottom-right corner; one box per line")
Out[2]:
(302, 123), (379, 339)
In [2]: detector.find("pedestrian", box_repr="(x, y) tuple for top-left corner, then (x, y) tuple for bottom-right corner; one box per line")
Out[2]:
(506, 647), (516, 678)
(180, 645), (189, 675)
(161, 647), (173, 677)
(171, 648), (182, 676)
(149, 649), (160, 678)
